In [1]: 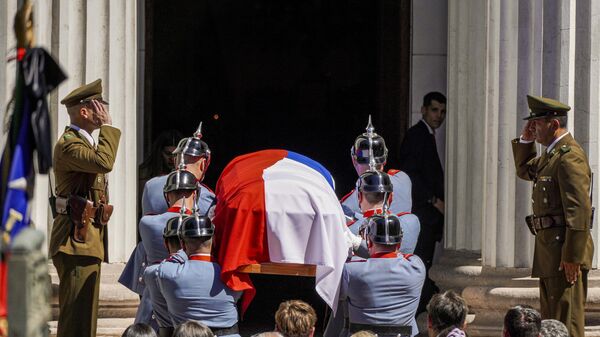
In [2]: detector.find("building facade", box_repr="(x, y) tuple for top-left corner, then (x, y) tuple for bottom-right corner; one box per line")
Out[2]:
(1, 0), (600, 335)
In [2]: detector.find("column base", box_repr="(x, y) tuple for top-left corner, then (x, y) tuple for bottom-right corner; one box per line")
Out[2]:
(429, 250), (600, 337)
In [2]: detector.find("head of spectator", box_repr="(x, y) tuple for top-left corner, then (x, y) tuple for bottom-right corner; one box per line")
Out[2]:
(503, 305), (541, 337)
(540, 319), (568, 337)
(251, 333), (284, 337)
(427, 290), (468, 337)
(350, 331), (377, 337)
(173, 321), (214, 337)
(421, 91), (447, 131)
(139, 129), (183, 180)
(121, 323), (157, 337)
(274, 300), (317, 337)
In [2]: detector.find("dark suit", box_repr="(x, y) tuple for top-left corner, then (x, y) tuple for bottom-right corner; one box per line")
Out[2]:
(398, 119), (444, 314)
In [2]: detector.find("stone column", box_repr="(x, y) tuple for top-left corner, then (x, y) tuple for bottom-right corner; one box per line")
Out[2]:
(441, 0), (600, 335)
(0, 0), (138, 262)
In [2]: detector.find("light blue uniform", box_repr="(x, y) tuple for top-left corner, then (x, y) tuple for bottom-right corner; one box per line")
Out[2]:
(342, 254), (425, 336)
(144, 250), (187, 328)
(341, 170), (412, 220)
(119, 176), (215, 324)
(158, 256), (242, 337)
(348, 212), (420, 258)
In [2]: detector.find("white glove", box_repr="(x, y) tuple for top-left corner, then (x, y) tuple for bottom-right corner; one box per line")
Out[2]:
(343, 226), (362, 251)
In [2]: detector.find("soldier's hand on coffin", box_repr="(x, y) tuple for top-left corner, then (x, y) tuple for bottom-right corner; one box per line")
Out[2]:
(91, 99), (112, 126)
(521, 120), (535, 142)
(559, 261), (581, 284)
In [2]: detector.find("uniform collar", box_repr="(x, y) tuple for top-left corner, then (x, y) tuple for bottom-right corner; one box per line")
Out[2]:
(546, 131), (569, 153)
(189, 253), (212, 262)
(167, 206), (192, 215)
(363, 208), (387, 218)
(69, 123), (95, 147)
(370, 251), (398, 259)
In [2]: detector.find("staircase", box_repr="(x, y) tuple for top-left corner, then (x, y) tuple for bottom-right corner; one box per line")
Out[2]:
(49, 263), (138, 337)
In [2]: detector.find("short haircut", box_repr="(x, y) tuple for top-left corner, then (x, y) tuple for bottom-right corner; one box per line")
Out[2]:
(362, 191), (385, 205)
(504, 305), (541, 337)
(350, 331), (377, 337)
(173, 321), (214, 337)
(182, 236), (212, 250)
(275, 300), (317, 337)
(251, 333), (284, 337)
(166, 236), (182, 252)
(121, 323), (157, 337)
(423, 91), (447, 107)
(427, 290), (468, 333)
(549, 116), (568, 128)
(540, 319), (568, 337)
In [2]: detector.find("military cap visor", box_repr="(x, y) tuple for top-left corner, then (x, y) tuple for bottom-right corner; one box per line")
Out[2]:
(60, 78), (109, 108)
(524, 95), (570, 120)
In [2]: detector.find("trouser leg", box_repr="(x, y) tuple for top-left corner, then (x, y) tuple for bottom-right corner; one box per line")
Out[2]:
(539, 270), (587, 337)
(52, 253), (102, 337)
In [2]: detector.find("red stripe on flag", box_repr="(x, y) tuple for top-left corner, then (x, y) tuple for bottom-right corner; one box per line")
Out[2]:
(212, 150), (287, 316)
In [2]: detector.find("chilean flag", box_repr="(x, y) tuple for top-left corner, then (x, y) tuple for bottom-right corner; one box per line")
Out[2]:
(212, 149), (349, 315)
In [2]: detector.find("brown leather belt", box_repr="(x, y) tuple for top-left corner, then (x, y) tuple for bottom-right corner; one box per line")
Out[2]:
(532, 215), (566, 231)
(55, 196), (98, 216)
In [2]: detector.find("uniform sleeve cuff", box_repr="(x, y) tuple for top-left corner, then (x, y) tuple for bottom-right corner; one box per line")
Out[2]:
(519, 136), (534, 144)
(562, 229), (592, 264)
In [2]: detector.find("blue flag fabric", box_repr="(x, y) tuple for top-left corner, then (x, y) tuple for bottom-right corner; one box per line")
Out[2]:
(0, 48), (66, 244)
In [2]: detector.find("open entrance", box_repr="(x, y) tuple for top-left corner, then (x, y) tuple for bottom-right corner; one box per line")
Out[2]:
(143, 0), (411, 334)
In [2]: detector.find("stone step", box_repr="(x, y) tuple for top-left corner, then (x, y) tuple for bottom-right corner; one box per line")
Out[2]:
(48, 318), (134, 337)
(48, 262), (139, 320)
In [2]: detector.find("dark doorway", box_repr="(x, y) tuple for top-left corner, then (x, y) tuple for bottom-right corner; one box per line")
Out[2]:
(143, 0), (410, 334)
(144, 0), (410, 195)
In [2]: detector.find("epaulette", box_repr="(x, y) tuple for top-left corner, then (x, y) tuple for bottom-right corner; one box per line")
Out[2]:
(403, 253), (413, 260)
(396, 211), (411, 217)
(387, 169), (401, 176)
(340, 189), (355, 203)
(347, 219), (357, 228)
(347, 259), (367, 263)
(560, 144), (571, 154)
(165, 254), (185, 264)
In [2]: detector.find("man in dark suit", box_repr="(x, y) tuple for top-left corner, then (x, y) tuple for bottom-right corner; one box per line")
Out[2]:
(398, 91), (446, 314)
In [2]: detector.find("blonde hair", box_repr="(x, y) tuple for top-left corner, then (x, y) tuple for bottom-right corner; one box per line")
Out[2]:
(351, 331), (377, 337)
(274, 300), (317, 337)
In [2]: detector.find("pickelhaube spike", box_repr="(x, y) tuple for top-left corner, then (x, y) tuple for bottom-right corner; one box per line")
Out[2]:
(351, 115), (388, 165)
(365, 115), (375, 136)
(193, 121), (203, 139)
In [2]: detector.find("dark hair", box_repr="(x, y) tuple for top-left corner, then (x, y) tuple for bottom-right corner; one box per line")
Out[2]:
(504, 305), (541, 337)
(540, 319), (568, 337)
(139, 129), (184, 179)
(173, 321), (214, 337)
(423, 92), (447, 107)
(427, 290), (468, 332)
(121, 323), (157, 337)
(362, 191), (385, 205)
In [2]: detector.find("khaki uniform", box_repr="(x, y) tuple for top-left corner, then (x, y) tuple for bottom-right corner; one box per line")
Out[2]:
(50, 125), (120, 337)
(512, 133), (594, 337)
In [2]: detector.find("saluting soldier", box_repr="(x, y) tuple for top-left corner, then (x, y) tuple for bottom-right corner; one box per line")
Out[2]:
(341, 116), (413, 220)
(512, 95), (594, 337)
(50, 79), (121, 337)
